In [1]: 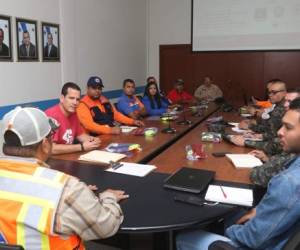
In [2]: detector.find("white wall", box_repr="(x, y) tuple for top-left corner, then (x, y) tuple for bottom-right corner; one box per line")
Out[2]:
(0, 0), (62, 106)
(147, 0), (191, 81)
(0, 0), (147, 107)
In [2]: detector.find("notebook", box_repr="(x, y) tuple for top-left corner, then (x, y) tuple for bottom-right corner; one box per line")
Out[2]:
(106, 162), (157, 177)
(226, 154), (263, 168)
(205, 185), (253, 207)
(78, 150), (126, 164)
(164, 167), (215, 193)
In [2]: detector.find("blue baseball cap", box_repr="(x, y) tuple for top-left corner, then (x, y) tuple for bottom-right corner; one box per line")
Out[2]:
(87, 76), (104, 88)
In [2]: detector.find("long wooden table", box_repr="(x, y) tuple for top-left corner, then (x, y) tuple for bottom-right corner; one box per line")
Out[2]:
(51, 103), (220, 164)
(150, 111), (252, 184)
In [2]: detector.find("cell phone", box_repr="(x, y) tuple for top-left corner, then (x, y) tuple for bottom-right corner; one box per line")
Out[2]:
(212, 152), (230, 157)
(174, 194), (206, 206)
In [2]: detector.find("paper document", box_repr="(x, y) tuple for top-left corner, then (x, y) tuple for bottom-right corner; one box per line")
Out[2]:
(228, 122), (239, 127)
(231, 126), (249, 134)
(205, 185), (253, 207)
(106, 162), (156, 177)
(120, 126), (137, 133)
(79, 150), (126, 164)
(226, 154), (263, 168)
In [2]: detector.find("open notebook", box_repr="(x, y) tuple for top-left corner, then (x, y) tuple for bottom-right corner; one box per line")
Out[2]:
(205, 185), (253, 207)
(106, 162), (156, 177)
(226, 154), (263, 168)
(78, 150), (126, 164)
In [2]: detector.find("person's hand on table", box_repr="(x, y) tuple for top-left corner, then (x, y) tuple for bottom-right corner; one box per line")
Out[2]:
(230, 135), (245, 147)
(238, 120), (250, 130)
(83, 139), (101, 151)
(249, 150), (269, 162)
(89, 136), (101, 144)
(88, 185), (98, 191)
(236, 208), (256, 224)
(111, 127), (121, 134)
(104, 189), (129, 202)
(134, 120), (145, 127)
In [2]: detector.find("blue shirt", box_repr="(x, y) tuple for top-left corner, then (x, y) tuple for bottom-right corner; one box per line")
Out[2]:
(141, 95), (169, 116)
(117, 94), (142, 116)
(226, 156), (300, 250)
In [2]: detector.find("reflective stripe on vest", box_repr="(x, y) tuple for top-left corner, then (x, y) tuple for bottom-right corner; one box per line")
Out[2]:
(0, 162), (66, 250)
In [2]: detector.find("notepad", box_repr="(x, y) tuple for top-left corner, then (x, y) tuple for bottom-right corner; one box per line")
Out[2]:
(120, 126), (137, 133)
(106, 162), (156, 177)
(226, 154), (263, 168)
(78, 150), (126, 164)
(205, 185), (253, 207)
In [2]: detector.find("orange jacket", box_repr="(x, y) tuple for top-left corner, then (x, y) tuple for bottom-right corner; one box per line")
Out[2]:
(0, 158), (84, 250)
(256, 100), (273, 108)
(77, 95), (135, 134)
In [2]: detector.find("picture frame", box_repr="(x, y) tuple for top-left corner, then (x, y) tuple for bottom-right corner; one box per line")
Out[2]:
(0, 14), (12, 61)
(42, 22), (60, 61)
(16, 17), (38, 61)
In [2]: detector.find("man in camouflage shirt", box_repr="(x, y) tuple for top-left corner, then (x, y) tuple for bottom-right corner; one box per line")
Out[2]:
(250, 151), (296, 187)
(232, 88), (300, 155)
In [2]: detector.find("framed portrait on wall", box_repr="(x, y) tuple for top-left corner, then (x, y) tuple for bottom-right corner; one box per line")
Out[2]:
(0, 14), (12, 61)
(16, 18), (38, 61)
(42, 22), (60, 61)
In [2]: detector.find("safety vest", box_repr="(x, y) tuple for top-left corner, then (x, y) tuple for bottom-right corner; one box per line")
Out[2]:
(80, 95), (115, 127)
(0, 157), (85, 250)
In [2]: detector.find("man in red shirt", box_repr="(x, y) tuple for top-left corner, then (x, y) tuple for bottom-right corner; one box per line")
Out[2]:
(46, 82), (101, 154)
(167, 79), (195, 104)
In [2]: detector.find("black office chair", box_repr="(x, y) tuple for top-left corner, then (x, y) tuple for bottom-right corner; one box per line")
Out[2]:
(208, 241), (236, 250)
(283, 227), (300, 250)
(0, 244), (24, 250)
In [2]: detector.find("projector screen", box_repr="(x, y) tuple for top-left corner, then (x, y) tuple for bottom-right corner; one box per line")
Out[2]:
(192, 0), (300, 51)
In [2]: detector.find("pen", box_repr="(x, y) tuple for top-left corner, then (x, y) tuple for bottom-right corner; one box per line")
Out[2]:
(112, 163), (123, 170)
(220, 185), (227, 199)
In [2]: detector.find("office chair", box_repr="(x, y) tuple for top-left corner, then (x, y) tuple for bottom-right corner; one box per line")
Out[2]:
(0, 244), (24, 250)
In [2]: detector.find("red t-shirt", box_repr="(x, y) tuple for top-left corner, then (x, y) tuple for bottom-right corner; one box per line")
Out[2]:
(45, 104), (84, 144)
(167, 89), (193, 103)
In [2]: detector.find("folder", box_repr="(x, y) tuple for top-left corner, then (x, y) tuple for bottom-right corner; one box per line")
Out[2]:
(78, 150), (126, 164)
(205, 185), (253, 207)
(106, 162), (156, 177)
(226, 154), (263, 168)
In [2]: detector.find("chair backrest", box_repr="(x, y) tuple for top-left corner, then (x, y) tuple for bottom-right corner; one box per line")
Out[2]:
(208, 241), (237, 250)
(283, 226), (300, 250)
(0, 244), (24, 250)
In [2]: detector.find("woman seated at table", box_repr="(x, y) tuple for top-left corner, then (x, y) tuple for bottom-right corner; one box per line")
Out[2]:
(142, 81), (170, 116)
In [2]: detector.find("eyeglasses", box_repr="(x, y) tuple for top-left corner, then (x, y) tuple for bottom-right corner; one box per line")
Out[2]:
(268, 90), (285, 96)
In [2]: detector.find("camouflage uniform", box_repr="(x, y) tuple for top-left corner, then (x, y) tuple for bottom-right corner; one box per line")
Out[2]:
(250, 153), (296, 187)
(245, 100), (285, 153)
(250, 100), (285, 140)
(245, 137), (282, 156)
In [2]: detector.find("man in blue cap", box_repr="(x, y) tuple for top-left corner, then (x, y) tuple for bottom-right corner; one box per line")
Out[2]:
(77, 76), (144, 135)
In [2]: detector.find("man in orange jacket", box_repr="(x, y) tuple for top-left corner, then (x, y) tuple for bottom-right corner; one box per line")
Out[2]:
(0, 106), (127, 250)
(77, 76), (144, 135)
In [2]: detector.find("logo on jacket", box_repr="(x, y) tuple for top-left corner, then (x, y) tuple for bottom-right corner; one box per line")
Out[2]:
(0, 231), (8, 244)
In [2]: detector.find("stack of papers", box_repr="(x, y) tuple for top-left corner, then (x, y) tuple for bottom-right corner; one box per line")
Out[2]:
(226, 154), (263, 168)
(106, 162), (156, 177)
(79, 150), (126, 164)
(205, 185), (253, 207)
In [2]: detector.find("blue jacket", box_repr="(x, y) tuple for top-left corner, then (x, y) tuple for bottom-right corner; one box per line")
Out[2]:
(141, 95), (169, 116)
(117, 94), (142, 116)
(226, 156), (300, 250)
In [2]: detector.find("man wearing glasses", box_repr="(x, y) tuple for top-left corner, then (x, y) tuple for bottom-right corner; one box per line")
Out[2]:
(230, 79), (286, 149)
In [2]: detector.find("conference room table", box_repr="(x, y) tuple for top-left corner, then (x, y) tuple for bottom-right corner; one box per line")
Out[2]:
(51, 103), (220, 164)
(48, 104), (255, 249)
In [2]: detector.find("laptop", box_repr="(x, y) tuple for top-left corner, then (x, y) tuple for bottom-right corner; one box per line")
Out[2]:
(164, 167), (215, 193)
